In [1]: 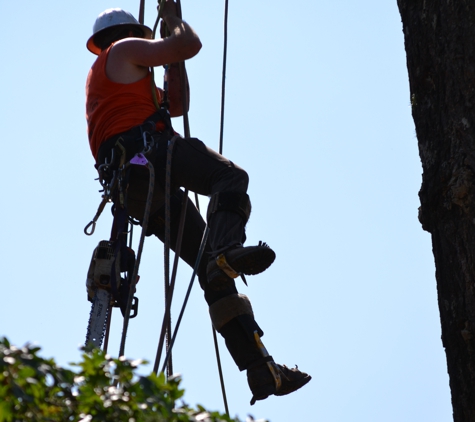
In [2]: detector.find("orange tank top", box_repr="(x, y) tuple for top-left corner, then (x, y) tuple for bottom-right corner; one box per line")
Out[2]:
(86, 45), (164, 158)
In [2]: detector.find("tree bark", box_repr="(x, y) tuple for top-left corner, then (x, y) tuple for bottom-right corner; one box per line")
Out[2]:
(398, 1), (475, 420)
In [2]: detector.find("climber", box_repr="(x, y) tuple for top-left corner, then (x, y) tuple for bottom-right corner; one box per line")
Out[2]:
(85, 0), (310, 404)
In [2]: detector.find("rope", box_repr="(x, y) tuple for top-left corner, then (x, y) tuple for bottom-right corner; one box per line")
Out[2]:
(138, 0), (145, 25)
(212, 324), (230, 415)
(150, 0), (166, 110)
(210, 0), (231, 414)
(155, 1), (232, 413)
(159, 226), (209, 374)
(154, 2), (231, 414)
(153, 177), (189, 374)
(219, 0), (229, 156)
(154, 0), (198, 379)
(163, 135), (178, 377)
(118, 159), (155, 358)
(145, 0), (180, 377)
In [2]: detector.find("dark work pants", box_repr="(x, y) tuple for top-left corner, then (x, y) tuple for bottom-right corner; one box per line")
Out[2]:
(97, 132), (247, 306)
(97, 131), (262, 371)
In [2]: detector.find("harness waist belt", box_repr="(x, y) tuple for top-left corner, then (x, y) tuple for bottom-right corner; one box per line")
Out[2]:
(96, 110), (170, 165)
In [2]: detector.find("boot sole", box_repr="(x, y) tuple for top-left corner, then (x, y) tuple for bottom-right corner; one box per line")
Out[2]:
(207, 246), (276, 284)
(228, 246), (276, 275)
(250, 373), (311, 405)
(275, 373), (312, 396)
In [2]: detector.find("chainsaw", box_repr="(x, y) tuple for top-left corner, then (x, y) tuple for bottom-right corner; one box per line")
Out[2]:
(85, 240), (138, 348)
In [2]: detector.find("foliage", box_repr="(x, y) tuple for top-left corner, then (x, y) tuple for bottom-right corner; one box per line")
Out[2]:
(0, 337), (255, 422)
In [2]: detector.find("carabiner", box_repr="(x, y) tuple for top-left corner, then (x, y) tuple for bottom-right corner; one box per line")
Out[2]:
(142, 131), (154, 155)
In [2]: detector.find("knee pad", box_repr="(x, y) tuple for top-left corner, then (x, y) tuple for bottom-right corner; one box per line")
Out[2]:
(207, 192), (251, 224)
(209, 293), (254, 332)
(209, 294), (263, 339)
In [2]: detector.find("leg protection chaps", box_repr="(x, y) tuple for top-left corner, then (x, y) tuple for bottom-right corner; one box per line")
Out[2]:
(206, 192), (251, 253)
(209, 293), (264, 371)
(208, 291), (311, 405)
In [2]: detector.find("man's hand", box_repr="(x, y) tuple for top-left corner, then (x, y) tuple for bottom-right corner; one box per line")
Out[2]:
(161, 0), (177, 20)
(160, 0), (177, 39)
(109, 0), (201, 71)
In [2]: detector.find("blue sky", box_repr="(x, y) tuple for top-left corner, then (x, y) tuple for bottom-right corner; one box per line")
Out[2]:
(1, 0), (452, 421)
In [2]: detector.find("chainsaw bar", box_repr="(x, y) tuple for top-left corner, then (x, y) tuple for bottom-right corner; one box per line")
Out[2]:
(85, 288), (111, 348)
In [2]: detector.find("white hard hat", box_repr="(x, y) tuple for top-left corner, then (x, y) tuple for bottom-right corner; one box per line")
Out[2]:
(86, 8), (152, 54)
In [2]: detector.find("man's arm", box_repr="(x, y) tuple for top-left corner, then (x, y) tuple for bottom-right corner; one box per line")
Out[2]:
(166, 62), (189, 117)
(111, 0), (201, 69)
(106, 0), (200, 115)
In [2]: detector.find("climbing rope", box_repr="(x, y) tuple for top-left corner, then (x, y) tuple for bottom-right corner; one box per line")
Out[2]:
(163, 135), (181, 377)
(219, 0), (229, 156)
(119, 156), (156, 358)
(155, 0), (190, 378)
(135, 0), (187, 377)
(148, 0), (210, 383)
(138, 0), (146, 27)
(150, 0), (198, 376)
(213, 1), (231, 414)
(157, 225), (209, 374)
(150, 0), (232, 415)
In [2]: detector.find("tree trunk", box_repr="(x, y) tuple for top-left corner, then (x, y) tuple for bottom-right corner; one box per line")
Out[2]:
(398, 1), (475, 420)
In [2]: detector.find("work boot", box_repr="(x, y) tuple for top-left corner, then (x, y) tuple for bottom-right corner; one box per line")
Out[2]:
(247, 361), (311, 405)
(209, 300), (310, 405)
(207, 241), (275, 286)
